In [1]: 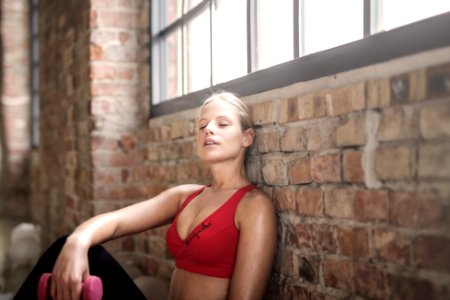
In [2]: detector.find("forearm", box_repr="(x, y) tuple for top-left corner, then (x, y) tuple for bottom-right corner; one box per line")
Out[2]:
(67, 212), (119, 250)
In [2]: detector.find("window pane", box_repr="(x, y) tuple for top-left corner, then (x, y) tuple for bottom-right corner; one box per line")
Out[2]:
(256, 0), (293, 71)
(381, 0), (450, 31)
(212, 0), (247, 84)
(302, 0), (363, 55)
(185, 7), (211, 93)
(165, 29), (183, 100)
(166, 0), (183, 26)
(185, 0), (204, 11)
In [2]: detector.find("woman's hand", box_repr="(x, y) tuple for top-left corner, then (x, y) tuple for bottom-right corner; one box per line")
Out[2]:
(50, 234), (90, 300)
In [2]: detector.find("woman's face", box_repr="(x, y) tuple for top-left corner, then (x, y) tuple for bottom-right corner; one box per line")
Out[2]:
(196, 100), (253, 164)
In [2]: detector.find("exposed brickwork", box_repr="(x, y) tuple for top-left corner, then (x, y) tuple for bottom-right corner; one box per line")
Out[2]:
(0, 0), (31, 216)
(12, 1), (450, 298)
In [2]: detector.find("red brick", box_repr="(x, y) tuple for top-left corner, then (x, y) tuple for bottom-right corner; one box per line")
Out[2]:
(91, 82), (137, 96)
(90, 64), (116, 79)
(90, 44), (104, 60)
(419, 143), (450, 179)
(273, 186), (296, 212)
(336, 113), (366, 146)
(354, 263), (387, 300)
(256, 127), (280, 153)
(306, 126), (321, 151)
(93, 169), (120, 185)
(96, 11), (136, 29)
(121, 236), (135, 251)
(337, 227), (370, 259)
(262, 156), (288, 185)
(366, 78), (391, 108)
(284, 97), (299, 123)
(311, 153), (341, 183)
(119, 134), (137, 151)
(354, 189), (389, 222)
(118, 0), (134, 7)
(322, 259), (353, 291)
(118, 66), (136, 80)
(288, 157), (311, 184)
(374, 228), (411, 265)
(325, 83), (365, 116)
(420, 101), (450, 139)
(290, 286), (315, 300)
(297, 188), (323, 217)
(374, 146), (414, 180)
(295, 224), (336, 252)
(148, 238), (167, 258)
(138, 256), (159, 276)
(297, 92), (326, 120)
(91, 0), (116, 7)
(275, 248), (296, 277)
(104, 239), (121, 253)
(156, 261), (174, 281)
(342, 150), (364, 183)
(170, 119), (195, 139)
(414, 235), (450, 272)
(121, 169), (129, 183)
(377, 106), (419, 141)
(280, 125), (306, 152)
(389, 275), (436, 300)
(104, 44), (138, 62)
(251, 100), (276, 125)
(324, 188), (354, 219)
(108, 151), (137, 167)
(291, 223), (312, 249)
(391, 192), (442, 228)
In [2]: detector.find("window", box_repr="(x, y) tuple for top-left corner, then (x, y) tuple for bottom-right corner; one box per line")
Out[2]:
(377, 0), (450, 31)
(29, 0), (40, 147)
(151, 0), (450, 116)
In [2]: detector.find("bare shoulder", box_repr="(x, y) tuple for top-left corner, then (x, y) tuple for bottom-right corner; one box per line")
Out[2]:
(167, 183), (205, 206)
(171, 183), (205, 195)
(237, 187), (275, 222)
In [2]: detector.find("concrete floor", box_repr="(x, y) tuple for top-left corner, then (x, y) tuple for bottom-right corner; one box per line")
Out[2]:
(0, 216), (32, 298)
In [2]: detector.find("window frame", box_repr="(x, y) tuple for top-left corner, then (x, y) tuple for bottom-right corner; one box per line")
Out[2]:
(29, 0), (40, 147)
(150, 1), (450, 117)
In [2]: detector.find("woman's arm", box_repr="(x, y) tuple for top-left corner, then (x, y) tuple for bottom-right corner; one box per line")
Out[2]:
(228, 190), (277, 300)
(50, 184), (201, 300)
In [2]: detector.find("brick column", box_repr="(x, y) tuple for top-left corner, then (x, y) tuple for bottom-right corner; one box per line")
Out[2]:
(0, 0), (31, 216)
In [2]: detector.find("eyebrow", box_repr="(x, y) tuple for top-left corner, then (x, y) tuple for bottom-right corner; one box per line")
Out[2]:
(197, 116), (232, 123)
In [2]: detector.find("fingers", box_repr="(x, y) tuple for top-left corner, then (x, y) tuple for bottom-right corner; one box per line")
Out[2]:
(50, 273), (82, 300)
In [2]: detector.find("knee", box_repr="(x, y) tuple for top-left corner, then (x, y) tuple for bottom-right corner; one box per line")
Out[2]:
(54, 234), (70, 247)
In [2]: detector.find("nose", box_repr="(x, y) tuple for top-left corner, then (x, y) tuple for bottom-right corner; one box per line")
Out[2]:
(204, 123), (214, 135)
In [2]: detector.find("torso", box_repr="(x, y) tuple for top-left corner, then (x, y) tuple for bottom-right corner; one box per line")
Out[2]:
(169, 268), (229, 300)
(166, 184), (256, 299)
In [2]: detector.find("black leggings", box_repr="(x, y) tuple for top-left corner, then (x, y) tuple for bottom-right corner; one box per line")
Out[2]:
(14, 235), (146, 300)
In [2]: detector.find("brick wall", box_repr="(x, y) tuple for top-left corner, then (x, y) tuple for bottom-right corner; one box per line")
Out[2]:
(0, 0), (31, 217)
(35, 0), (92, 243)
(31, 1), (450, 298)
(146, 49), (450, 298)
(35, 0), (150, 248)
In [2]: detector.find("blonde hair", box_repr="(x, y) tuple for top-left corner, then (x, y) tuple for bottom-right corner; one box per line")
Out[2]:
(201, 92), (253, 131)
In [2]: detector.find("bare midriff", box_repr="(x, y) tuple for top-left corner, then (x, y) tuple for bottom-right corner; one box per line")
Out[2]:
(169, 267), (230, 300)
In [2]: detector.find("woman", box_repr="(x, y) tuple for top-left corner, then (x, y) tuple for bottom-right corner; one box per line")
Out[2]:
(15, 92), (277, 300)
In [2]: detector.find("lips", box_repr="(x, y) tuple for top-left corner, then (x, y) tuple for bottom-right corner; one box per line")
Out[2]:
(204, 137), (219, 146)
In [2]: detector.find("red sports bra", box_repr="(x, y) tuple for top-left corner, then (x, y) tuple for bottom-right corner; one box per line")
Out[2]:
(166, 184), (256, 279)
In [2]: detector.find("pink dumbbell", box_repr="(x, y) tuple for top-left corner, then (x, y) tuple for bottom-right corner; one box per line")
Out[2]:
(37, 273), (103, 300)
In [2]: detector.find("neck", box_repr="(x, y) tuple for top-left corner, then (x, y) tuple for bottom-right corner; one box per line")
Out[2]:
(208, 161), (249, 191)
